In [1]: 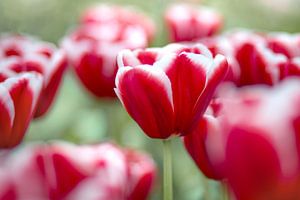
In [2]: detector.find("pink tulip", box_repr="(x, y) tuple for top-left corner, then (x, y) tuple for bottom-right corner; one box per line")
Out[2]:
(115, 43), (228, 138)
(165, 4), (223, 42)
(0, 142), (156, 200)
(62, 5), (155, 98)
(0, 71), (42, 148)
(0, 34), (67, 118)
(204, 79), (300, 200)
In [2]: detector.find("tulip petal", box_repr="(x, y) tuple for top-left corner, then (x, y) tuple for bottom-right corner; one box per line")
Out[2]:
(115, 66), (175, 138)
(163, 52), (210, 133)
(183, 115), (223, 179)
(225, 127), (282, 200)
(0, 85), (15, 147)
(191, 55), (228, 132)
(2, 73), (42, 147)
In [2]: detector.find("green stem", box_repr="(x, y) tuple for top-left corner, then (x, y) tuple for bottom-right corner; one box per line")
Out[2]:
(163, 139), (173, 200)
(202, 175), (211, 200)
(222, 182), (229, 200)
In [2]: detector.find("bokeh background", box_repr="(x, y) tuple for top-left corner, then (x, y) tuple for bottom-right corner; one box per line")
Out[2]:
(0, 0), (299, 199)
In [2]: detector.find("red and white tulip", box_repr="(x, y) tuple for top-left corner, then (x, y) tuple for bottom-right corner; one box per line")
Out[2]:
(0, 71), (42, 148)
(115, 43), (228, 138)
(62, 4), (155, 98)
(0, 34), (67, 118)
(165, 4), (223, 42)
(0, 142), (156, 200)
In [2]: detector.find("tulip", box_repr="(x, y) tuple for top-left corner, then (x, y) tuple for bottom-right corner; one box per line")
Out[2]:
(165, 4), (223, 42)
(0, 71), (43, 148)
(0, 34), (67, 118)
(0, 142), (156, 200)
(115, 43), (228, 139)
(198, 30), (300, 86)
(183, 106), (223, 180)
(62, 5), (155, 98)
(116, 43), (228, 200)
(125, 149), (156, 200)
(204, 79), (300, 200)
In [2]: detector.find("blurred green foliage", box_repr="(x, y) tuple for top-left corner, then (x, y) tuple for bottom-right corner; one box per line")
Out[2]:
(0, 0), (299, 199)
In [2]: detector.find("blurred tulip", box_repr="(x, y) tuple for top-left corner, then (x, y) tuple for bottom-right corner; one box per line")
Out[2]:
(183, 101), (223, 180)
(205, 79), (300, 200)
(62, 4), (155, 98)
(0, 72), (42, 148)
(0, 142), (156, 200)
(115, 43), (228, 139)
(0, 34), (67, 118)
(165, 4), (223, 42)
(198, 30), (300, 86)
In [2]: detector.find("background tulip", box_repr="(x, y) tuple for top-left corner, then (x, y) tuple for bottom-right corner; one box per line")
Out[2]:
(203, 79), (300, 200)
(0, 34), (67, 118)
(165, 4), (223, 42)
(62, 4), (155, 98)
(0, 142), (156, 200)
(0, 72), (42, 148)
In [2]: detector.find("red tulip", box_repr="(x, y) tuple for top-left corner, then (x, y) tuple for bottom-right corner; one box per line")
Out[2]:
(165, 4), (223, 42)
(198, 30), (300, 86)
(115, 43), (228, 138)
(0, 71), (43, 148)
(125, 149), (156, 200)
(267, 33), (300, 59)
(0, 34), (67, 118)
(205, 79), (300, 200)
(183, 110), (223, 180)
(62, 5), (155, 98)
(0, 142), (156, 200)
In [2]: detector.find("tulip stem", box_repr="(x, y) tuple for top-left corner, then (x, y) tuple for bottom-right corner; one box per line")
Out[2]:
(163, 139), (173, 200)
(222, 182), (229, 200)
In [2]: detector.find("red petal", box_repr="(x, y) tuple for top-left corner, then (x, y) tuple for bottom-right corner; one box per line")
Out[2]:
(190, 55), (228, 133)
(3, 73), (42, 147)
(165, 53), (208, 133)
(183, 115), (223, 179)
(75, 52), (117, 97)
(34, 51), (67, 117)
(225, 127), (282, 200)
(115, 66), (175, 139)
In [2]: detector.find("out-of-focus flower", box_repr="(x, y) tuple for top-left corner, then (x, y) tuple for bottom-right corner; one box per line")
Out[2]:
(0, 34), (67, 118)
(198, 30), (300, 86)
(165, 4), (223, 42)
(115, 43), (228, 139)
(0, 142), (156, 200)
(0, 71), (42, 148)
(204, 79), (300, 200)
(62, 4), (155, 98)
(125, 149), (156, 200)
(183, 110), (223, 180)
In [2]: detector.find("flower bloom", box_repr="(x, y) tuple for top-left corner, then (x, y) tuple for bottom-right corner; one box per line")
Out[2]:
(183, 99), (223, 180)
(0, 142), (156, 200)
(115, 43), (228, 139)
(165, 4), (223, 42)
(200, 79), (300, 200)
(198, 30), (300, 86)
(62, 4), (155, 98)
(0, 34), (67, 118)
(0, 71), (42, 148)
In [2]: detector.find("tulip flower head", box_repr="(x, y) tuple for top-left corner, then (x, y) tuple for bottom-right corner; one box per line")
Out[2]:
(62, 4), (155, 98)
(115, 43), (228, 139)
(0, 34), (67, 118)
(0, 142), (156, 200)
(165, 4), (223, 42)
(202, 79), (300, 200)
(0, 71), (42, 148)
